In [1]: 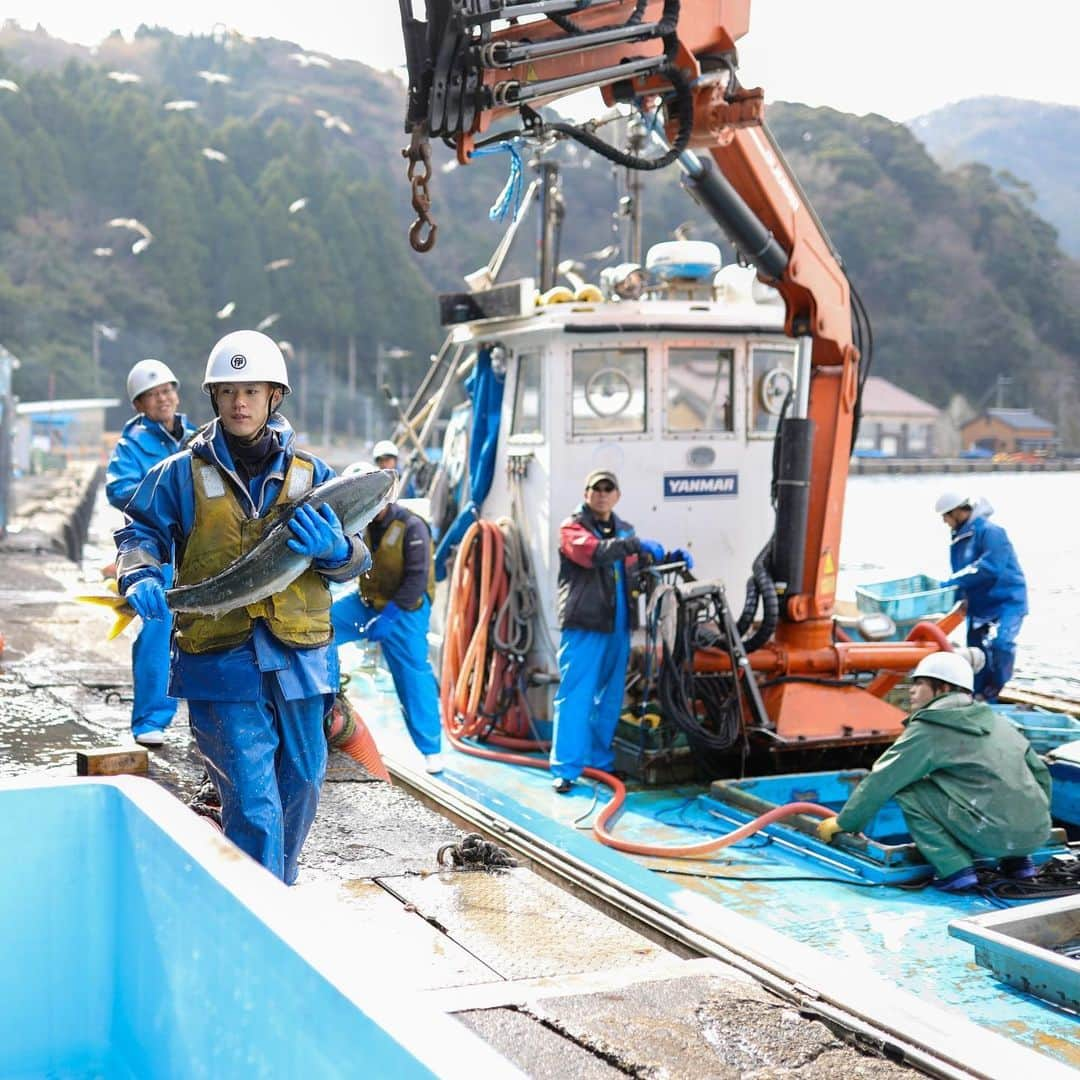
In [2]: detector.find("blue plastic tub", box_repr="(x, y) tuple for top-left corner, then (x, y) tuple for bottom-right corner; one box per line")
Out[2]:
(990, 705), (1080, 755)
(0, 777), (509, 1080)
(855, 574), (958, 623)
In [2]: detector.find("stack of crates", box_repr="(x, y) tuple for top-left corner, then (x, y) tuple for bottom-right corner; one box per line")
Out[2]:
(855, 574), (958, 636)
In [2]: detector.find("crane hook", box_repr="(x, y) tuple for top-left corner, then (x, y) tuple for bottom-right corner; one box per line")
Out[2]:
(403, 127), (438, 253)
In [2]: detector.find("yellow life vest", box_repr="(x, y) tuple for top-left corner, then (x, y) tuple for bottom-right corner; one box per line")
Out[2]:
(174, 454), (332, 654)
(359, 511), (435, 612)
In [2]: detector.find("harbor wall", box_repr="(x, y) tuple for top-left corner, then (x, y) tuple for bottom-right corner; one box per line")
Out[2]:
(849, 457), (1080, 476)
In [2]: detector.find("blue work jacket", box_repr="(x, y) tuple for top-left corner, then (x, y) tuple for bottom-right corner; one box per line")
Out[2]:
(946, 510), (1028, 623)
(106, 411), (197, 512)
(114, 414), (370, 702)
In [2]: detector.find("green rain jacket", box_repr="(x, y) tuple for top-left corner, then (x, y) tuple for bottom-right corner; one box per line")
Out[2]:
(836, 692), (1052, 855)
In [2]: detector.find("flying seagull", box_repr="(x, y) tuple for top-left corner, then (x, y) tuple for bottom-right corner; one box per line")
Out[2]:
(288, 197), (309, 214)
(0, 79), (19, 93)
(289, 53), (331, 69)
(256, 313), (281, 332)
(197, 71), (232, 84)
(264, 258), (293, 272)
(132, 237), (152, 255)
(164, 100), (199, 111)
(107, 71), (141, 84)
(201, 147), (228, 163)
(93, 247), (114, 257)
(216, 301), (237, 319)
(107, 218), (153, 240)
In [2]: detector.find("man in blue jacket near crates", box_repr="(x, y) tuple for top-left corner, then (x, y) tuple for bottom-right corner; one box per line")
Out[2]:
(106, 359), (197, 745)
(935, 492), (1028, 702)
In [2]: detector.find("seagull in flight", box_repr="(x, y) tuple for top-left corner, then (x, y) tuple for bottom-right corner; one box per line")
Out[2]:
(256, 313), (281, 332)
(132, 237), (152, 255)
(197, 71), (232, 84)
(201, 147), (228, 163)
(107, 71), (141, 84)
(216, 301), (237, 319)
(93, 247), (114, 257)
(316, 112), (353, 135)
(264, 259), (293, 272)
(288, 197), (309, 214)
(0, 79), (19, 93)
(164, 100), (199, 111)
(107, 218), (154, 241)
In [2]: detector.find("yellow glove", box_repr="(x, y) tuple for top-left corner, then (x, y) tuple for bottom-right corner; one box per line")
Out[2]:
(816, 816), (843, 843)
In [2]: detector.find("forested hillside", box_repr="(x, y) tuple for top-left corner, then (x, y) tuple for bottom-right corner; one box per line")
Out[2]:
(1, 25), (1078, 445)
(911, 97), (1080, 259)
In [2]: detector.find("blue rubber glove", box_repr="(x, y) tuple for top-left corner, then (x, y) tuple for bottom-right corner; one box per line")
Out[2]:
(364, 601), (403, 644)
(669, 547), (695, 570)
(638, 538), (664, 562)
(287, 503), (350, 564)
(125, 577), (169, 622)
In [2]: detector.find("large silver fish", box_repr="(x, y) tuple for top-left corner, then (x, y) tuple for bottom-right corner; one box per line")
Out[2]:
(81, 468), (394, 638)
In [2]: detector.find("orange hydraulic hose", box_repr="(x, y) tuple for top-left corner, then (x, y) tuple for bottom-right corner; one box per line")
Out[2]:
(864, 621), (952, 699)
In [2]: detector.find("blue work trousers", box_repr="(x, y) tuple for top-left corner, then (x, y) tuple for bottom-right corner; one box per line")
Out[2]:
(332, 594), (442, 755)
(550, 621), (631, 782)
(188, 676), (328, 885)
(968, 610), (1024, 702)
(130, 564), (177, 736)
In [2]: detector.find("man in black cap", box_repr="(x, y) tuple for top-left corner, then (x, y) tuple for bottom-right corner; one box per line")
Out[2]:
(549, 468), (691, 792)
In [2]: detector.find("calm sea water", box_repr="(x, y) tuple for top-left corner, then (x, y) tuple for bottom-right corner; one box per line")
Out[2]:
(839, 472), (1079, 699)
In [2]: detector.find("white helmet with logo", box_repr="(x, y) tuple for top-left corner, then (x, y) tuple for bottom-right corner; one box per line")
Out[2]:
(372, 439), (399, 461)
(202, 330), (291, 395)
(127, 359), (179, 405)
(934, 491), (970, 515)
(911, 651), (974, 692)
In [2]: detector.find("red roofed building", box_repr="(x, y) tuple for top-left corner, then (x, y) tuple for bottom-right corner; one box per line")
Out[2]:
(853, 376), (940, 457)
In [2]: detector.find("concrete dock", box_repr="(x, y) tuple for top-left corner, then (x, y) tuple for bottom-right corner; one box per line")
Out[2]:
(0, 465), (916, 1078)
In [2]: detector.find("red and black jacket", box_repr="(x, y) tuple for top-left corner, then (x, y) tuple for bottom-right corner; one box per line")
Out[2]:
(557, 504), (642, 632)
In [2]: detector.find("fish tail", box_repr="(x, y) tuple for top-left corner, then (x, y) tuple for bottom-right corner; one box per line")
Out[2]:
(76, 594), (137, 640)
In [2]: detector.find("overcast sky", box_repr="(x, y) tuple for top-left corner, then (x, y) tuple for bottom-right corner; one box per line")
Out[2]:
(5, 0), (1076, 122)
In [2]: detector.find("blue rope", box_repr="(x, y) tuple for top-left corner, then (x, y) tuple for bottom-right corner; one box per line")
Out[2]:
(471, 141), (524, 222)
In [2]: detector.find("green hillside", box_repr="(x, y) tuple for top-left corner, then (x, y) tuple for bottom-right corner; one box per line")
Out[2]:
(910, 97), (1080, 259)
(0, 27), (1077, 446)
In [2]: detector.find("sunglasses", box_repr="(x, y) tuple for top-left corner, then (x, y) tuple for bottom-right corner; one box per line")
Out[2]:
(590, 482), (616, 493)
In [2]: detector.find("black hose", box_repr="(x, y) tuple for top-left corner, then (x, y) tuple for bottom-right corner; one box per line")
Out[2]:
(742, 544), (779, 653)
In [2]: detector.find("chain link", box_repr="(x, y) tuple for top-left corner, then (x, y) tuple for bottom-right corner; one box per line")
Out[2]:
(402, 127), (437, 252)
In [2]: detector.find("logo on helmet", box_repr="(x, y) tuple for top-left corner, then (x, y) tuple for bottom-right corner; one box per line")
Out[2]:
(230, 354), (247, 370)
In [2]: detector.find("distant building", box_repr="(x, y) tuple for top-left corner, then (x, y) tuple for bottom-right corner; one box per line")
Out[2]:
(13, 398), (120, 473)
(853, 376), (940, 457)
(961, 408), (1057, 456)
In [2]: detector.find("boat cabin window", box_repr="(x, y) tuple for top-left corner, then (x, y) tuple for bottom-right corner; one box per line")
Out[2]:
(750, 345), (797, 436)
(665, 347), (734, 434)
(572, 348), (647, 436)
(510, 351), (544, 438)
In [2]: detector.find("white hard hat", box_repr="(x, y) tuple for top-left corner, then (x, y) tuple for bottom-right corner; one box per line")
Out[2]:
(203, 330), (291, 394)
(911, 651), (974, 692)
(372, 439), (399, 460)
(934, 491), (970, 515)
(342, 460), (379, 477)
(127, 359), (179, 405)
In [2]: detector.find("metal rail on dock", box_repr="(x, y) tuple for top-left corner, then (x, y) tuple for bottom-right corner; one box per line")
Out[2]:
(386, 756), (1070, 1080)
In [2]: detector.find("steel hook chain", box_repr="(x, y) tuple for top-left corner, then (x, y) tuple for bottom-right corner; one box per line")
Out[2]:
(403, 127), (437, 252)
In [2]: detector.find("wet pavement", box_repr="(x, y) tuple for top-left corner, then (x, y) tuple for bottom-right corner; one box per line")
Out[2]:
(0, 467), (921, 1078)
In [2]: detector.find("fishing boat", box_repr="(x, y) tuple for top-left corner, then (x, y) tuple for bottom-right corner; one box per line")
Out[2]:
(339, 164), (1080, 1076)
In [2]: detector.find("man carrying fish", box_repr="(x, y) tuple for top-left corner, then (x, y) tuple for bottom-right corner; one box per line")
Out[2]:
(105, 359), (196, 746)
(113, 331), (380, 885)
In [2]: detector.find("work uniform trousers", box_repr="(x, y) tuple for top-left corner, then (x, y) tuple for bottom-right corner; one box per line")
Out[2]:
(130, 564), (177, 736)
(895, 780), (1041, 879)
(550, 609), (630, 782)
(967, 611), (1024, 702)
(331, 594), (442, 756)
(188, 675), (328, 885)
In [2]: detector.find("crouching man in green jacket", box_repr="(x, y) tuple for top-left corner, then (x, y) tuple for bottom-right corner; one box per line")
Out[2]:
(817, 651), (1052, 892)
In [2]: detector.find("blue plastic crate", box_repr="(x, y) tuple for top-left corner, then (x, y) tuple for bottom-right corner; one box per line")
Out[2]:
(991, 705), (1080, 755)
(855, 574), (958, 623)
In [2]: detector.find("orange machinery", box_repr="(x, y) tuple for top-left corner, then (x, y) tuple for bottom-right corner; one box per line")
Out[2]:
(394, 0), (955, 749)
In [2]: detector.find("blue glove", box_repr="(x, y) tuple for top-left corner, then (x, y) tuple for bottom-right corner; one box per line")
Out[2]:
(125, 577), (169, 622)
(668, 547), (694, 570)
(287, 503), (350, 564)
(364, 601), (403, 644)
(638, 538), (664, 562)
